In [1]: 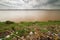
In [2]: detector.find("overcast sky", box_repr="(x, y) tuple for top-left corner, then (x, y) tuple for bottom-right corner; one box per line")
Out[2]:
(0, 11), (60, 22)
(0, 0), (60, 9)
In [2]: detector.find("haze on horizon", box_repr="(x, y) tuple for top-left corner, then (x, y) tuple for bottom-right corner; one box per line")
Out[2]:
(0, 11), (60, 22)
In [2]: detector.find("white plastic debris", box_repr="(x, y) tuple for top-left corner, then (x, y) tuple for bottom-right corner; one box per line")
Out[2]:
(16, 32), (18, 34)
(0, 39), (2, 40)
(29, 31), (33, 35)
(5, 35), (10, 38)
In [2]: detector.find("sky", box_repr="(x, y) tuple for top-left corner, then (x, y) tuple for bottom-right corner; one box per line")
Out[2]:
(0, 11), (60, 22)
(0, 0), (60, 9)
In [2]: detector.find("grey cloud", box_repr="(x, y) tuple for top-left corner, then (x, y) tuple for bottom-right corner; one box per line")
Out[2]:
(0, 0), (60, 9)
(47, 0), (57, 4)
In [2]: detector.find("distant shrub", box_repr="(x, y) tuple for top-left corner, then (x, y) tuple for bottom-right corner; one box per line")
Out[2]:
(5, 21), (15, 24)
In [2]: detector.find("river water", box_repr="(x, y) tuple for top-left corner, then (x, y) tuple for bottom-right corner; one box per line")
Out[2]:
(0, 11), (60, 22)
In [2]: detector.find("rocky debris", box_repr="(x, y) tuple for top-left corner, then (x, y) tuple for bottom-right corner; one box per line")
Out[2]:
(0, 24), (60, 40)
